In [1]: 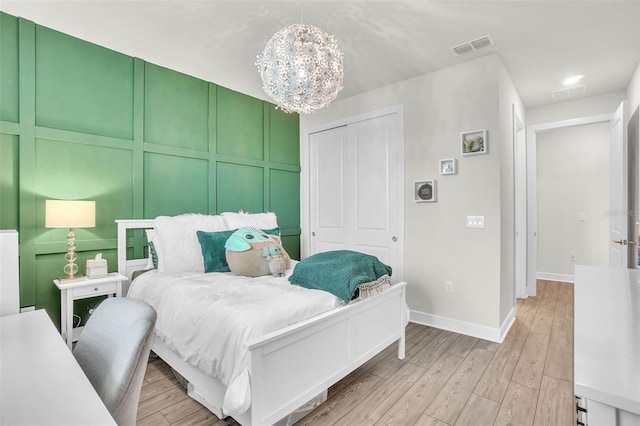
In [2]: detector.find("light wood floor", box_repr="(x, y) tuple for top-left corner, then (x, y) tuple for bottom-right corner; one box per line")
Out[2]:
(136, 280), (574, 426)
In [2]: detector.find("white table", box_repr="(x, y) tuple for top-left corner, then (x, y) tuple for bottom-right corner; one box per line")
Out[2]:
(54, 272), (127, 348)
(0, 309), (116, 425)
(574, 265), (640, 426)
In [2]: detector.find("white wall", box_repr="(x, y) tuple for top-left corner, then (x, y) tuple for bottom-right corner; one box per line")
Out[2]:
(628, 61), (640, 113)
(527, 91), (625, 125)
(498, 64), (524, 323)
(536, 122), (611, 276)
(302, 54), (520, 338)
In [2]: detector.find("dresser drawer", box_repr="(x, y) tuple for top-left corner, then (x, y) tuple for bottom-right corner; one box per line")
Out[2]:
(73, 281), (117, 298)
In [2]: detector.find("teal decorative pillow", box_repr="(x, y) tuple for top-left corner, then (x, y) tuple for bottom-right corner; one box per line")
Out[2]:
(197, 227), (280, 273)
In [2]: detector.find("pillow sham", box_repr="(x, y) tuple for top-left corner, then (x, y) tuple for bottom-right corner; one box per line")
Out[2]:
(154, 214), (229, 273)
(288, 250), (392, 303)
(197, 227), (280, 273)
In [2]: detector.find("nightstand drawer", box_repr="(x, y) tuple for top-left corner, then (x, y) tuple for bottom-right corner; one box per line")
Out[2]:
(73, 281), (117, 298)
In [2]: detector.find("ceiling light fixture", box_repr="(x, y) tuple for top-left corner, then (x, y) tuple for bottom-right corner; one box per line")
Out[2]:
(256, 4), (343, 114)
(563, 75), (584, 86)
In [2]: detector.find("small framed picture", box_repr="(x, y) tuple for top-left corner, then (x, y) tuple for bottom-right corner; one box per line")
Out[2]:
(439, 158), (457, 175)
(414, 180), (437, 203)
(461, 129), (487, 155)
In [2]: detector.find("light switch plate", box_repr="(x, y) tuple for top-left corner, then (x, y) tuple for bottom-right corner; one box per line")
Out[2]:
(466, 215), (485, 228)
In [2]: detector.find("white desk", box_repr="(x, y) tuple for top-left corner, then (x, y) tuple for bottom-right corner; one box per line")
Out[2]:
(574, 265), (640, 426)
(0, 309), (116, 425)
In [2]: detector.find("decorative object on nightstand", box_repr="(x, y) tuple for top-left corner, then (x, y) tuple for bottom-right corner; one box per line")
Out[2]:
(86, 253), (108, 278)
(54, 272), (127, 348)
(45, 199), (96, 281)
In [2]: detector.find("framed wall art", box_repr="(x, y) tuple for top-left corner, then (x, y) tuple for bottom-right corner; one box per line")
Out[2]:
(414, 180), (437, 203)
(461, 129), (487, 155)
(439, 158), (457, 175)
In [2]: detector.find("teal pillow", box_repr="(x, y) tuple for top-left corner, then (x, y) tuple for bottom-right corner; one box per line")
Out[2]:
(149, 241), (158, 269)
(197, 228), (279, 273)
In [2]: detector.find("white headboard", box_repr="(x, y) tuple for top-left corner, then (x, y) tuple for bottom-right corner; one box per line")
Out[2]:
(116, 219), (154, 293)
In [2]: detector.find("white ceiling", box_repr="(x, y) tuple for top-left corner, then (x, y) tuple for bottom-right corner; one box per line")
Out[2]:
(2, 0), (639, 108)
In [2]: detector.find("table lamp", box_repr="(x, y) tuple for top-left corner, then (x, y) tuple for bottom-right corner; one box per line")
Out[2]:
(45, 200), (96, 280)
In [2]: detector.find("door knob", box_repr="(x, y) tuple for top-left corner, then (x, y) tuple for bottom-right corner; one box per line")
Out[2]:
(392, 236), (397, 242)
(312, 232), (316, 236)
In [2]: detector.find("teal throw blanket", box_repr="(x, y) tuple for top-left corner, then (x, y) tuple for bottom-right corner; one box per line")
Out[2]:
(289, 250), (392, 302)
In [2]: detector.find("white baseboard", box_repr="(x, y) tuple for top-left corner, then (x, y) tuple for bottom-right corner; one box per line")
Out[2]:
(410, 308), (515, 344)
(536, 272), (574, 283)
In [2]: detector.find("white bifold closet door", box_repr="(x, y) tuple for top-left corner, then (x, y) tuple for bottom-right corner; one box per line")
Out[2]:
(308, 112), (402, 281)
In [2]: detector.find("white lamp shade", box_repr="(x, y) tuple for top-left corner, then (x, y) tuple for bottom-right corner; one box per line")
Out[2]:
(45, 200), (96, 228)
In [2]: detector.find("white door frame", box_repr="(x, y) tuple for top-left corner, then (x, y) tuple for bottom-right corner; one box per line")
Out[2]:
(513, 106), (527, 299)
(525, 113), (612, 295)
(300, 105), (405, 281)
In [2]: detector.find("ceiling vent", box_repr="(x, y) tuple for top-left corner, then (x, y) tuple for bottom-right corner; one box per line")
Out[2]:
(552, 84), (587, 100)
(450, 34), (495, 56)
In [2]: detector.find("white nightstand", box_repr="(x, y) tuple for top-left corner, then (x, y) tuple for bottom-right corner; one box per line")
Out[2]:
(54, 273), (127, 349)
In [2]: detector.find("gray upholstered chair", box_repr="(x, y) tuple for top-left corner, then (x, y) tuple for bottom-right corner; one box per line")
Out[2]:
(73, 297), (157, 426)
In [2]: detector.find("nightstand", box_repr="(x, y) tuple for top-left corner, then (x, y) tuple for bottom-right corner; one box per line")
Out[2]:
(54, 273), (127, 349)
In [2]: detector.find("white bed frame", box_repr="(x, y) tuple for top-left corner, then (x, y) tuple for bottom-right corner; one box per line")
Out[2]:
(116, 219), (407, 426)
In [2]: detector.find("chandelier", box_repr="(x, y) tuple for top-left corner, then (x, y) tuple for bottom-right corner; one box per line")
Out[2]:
(256, 23), (344, 114)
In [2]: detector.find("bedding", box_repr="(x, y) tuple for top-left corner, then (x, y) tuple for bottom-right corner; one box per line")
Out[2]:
(289, 250), (393, 302)
(126, 265), (341, 415)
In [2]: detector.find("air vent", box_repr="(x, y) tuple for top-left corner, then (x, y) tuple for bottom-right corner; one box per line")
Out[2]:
(552, 84), (587, 100)
(450, 34), (495, 56)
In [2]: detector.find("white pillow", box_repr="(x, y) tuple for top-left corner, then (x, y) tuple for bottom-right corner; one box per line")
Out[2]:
(221, 211), (278, 230)
(154, 214), (229, 273)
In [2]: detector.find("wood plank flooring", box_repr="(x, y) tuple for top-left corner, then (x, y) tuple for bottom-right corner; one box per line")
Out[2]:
(136, 280), (574, 426)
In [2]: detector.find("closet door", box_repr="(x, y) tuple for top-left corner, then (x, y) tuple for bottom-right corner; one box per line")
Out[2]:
(309, 112), (402, 280)
(309, 125), (348, 254)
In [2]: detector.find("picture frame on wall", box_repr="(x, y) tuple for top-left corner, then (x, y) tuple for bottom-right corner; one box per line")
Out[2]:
(439, 158), (457, 175)
(414, 180), (437, 203)
(461, 129), (487, 155)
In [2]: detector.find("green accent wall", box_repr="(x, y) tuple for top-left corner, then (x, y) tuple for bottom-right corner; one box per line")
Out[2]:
(0, 13), (301, 327)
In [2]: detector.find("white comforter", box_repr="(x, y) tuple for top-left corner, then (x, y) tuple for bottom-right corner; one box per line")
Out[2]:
(127, 267), (341, 415)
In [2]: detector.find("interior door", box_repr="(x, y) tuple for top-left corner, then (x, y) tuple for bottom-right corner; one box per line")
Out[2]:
(309, 112), (403, 281)
(610, 101), (628, 267)
(309, 125), (348, 254)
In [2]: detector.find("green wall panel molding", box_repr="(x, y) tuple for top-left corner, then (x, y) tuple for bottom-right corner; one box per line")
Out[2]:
(143, 152), (209, 218)
(269, 104), (300, 166)
(216, 162), (264, 213)
(33, 138), (135, 244)
(144, 63), (209, 151)
(2, 12), (300, 324)
(0, 13), (20, 123)
(35, 25), (134, 140)
(0, 134), (20, 230)
(216, 86), (264, 160)
(269, 169), (301, 231)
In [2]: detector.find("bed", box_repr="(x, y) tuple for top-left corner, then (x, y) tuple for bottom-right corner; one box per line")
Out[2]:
(116, 214), (407, 426)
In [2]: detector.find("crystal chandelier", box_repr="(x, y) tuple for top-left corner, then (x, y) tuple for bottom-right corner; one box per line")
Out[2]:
(256, 23), (344, 114)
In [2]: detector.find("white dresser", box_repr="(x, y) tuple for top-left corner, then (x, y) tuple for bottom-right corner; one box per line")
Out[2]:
(574, 265), (640, 426)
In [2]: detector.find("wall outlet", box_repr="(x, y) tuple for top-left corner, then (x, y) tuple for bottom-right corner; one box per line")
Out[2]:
(570, 251), (577, 261)
(445, 281), (453, 293)
(578, 212), (586, 222)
